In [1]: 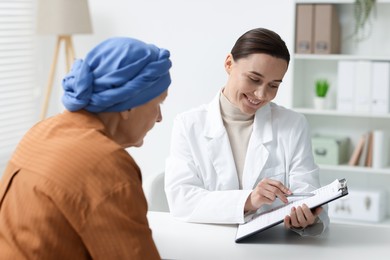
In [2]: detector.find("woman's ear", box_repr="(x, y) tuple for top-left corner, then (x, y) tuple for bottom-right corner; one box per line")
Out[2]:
(224, 54), (233, 74)
(120, 110), (130, 120)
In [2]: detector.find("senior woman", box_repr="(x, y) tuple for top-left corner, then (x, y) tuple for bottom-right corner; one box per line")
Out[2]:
(0, 37), (171, 259)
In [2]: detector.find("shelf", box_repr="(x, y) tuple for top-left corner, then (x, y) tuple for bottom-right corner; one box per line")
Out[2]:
(319, 164), (390, 175)
(330, 217), (390, 228)
(296, 0), (390, 4)
(293, 108), (390, 119)
(294, 0), (390, 225)
(294, 54), (390, 61)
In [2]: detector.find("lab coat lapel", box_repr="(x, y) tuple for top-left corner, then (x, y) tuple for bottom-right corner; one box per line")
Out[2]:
(204, 93), (239, 189)
(242, 104), (273, 189)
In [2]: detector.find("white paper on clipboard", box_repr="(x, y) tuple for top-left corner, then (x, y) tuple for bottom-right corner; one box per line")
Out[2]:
(235, 178), (348, 243)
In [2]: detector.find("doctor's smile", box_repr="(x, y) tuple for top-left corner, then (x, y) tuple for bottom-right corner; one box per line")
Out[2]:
(244, 94), (263, 109)
(245, 95), (261, 105)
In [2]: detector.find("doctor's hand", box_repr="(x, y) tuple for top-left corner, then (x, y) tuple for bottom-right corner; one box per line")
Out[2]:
(244, 178), (292, 212)
(284, 204), (323, 230)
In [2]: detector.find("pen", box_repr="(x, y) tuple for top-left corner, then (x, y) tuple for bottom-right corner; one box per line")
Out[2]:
(286, 193), (315, 197)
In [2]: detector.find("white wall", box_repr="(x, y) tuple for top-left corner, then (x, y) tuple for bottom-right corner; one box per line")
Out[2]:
(37, 0), (295, 178)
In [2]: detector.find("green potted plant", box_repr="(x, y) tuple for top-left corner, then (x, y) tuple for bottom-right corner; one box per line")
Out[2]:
(314, 79), (329, 110)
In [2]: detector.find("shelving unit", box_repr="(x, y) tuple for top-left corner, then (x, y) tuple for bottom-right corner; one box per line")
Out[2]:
(319, 164), (390, 175)
(293, 0), (390, 226)
(296, 0), (390, 4)
(294, 108), (390, 119)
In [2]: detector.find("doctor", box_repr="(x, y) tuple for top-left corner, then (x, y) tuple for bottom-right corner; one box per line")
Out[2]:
(165, 28), (329, 236)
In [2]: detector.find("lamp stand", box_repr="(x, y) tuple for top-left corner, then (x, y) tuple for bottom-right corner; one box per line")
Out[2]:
(40, 35), (75, 120)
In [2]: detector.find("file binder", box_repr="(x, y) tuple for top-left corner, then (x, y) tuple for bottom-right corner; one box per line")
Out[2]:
(314, 4), (340, 54)
(371, 62), (390, 114)
(235, 179), (348, 243)
(337, 60), (356, 112)
(354, 61), (372, 113)
(295, 4), (314, 54)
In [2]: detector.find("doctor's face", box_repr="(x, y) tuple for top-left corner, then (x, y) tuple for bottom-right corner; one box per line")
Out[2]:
(223, 53), (288, 115)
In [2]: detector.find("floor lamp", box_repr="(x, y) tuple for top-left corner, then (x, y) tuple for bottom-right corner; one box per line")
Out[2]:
(36, 0), (92, 120)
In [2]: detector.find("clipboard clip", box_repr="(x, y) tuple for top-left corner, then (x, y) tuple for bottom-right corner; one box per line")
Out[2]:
(338, 178), (348, 192)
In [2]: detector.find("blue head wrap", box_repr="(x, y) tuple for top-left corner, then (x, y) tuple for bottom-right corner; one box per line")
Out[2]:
(62, 37), (172, 112)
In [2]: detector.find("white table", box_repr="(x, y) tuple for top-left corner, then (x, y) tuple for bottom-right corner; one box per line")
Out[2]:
(147, 211), (390, 260)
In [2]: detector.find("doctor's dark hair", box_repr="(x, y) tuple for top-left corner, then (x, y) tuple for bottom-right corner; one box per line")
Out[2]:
(230, 28), (290, 64)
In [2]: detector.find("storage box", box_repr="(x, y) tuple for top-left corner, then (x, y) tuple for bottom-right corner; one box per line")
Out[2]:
(328, 189), (387, 222)
(313, 4), (341, 54)
(295, 4), (314, 54)
(312, 136), (349, 165)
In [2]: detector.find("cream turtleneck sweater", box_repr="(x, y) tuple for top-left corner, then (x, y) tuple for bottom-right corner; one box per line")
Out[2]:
(219, 92), (254, 189)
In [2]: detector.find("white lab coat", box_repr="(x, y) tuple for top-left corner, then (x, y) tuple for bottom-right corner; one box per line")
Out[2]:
(165, 92), (329, 235)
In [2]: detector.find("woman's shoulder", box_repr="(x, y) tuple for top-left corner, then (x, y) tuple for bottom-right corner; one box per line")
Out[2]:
(268, 102), (307, 128)
(269, 102), (305, 120)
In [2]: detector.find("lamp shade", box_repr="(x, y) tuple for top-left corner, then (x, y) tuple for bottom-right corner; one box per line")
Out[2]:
(36, 0), (93, 35)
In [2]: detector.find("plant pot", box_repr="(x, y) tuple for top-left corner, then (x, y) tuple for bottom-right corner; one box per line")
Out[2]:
(314, 97), (326, 110)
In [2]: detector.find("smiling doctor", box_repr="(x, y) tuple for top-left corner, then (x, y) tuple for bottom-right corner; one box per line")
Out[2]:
(165, 28), (329, 236)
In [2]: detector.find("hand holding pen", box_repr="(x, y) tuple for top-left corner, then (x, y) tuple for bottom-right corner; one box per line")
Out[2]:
(244, 178), (293, 212)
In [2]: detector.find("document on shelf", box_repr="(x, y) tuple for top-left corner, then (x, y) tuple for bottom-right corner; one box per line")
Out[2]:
(235, 179), (348, 243)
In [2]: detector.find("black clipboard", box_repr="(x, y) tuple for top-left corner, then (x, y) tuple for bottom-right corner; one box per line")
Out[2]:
(235, 178), (348, 243)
